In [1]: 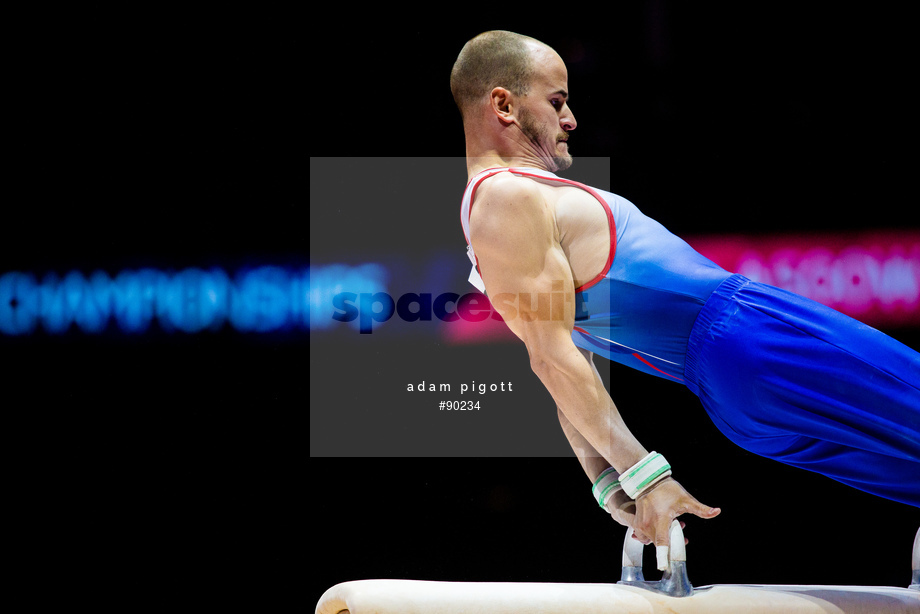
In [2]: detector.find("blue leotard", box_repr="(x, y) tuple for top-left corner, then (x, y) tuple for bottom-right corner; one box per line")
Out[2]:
(461, 167), (731, 381)
(461, 167), (920, 507)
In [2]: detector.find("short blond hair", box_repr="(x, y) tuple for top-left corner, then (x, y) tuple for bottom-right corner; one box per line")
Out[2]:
(450, 30), (540, 120)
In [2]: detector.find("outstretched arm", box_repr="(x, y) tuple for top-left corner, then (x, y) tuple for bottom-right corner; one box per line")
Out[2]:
(469, 174), (646, 470)
(469, 174), (719, 561)
(555, 347), (637, 529)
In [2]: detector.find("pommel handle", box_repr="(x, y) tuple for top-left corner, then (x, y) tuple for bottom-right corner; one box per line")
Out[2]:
(910, 526), (919, 591)
(619, 520), (693, 597)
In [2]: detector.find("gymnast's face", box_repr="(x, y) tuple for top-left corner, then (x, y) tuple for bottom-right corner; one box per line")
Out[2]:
(515, 46), (577, 172)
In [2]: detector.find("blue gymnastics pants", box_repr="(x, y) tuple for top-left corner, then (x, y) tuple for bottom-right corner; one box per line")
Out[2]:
(684, 275), (920, 507)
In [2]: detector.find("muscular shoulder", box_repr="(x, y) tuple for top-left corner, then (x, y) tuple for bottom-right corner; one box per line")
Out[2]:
(469, 173), (553, 244)
(474, 171), (543, 206)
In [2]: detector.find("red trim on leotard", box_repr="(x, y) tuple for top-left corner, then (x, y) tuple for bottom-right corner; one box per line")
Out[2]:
(573, 326), (683, 381)
(462, 168), (616, 292)
(631, 353), (684, 382)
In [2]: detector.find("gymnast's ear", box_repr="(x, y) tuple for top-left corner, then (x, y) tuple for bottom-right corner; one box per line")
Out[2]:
(489, 87), (516, 125)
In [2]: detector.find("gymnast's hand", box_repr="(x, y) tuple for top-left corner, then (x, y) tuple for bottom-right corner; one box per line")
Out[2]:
(604, 487), (638, 528)
(631, 478), (721, 554)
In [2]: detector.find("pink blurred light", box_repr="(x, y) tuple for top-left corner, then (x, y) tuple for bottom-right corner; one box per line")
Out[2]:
(687, 230), (920, 328)
(444, 230), (920, 344)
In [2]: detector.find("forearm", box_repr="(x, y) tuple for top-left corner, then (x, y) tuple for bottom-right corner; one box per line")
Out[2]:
(533, 344), (647, 473)
(557, 405), (610, 482)
(557, 401), (640, 526)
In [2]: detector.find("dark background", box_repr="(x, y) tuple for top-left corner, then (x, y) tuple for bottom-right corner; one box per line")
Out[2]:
(4, 3), (916, 612)
(311, 4), (917, 610)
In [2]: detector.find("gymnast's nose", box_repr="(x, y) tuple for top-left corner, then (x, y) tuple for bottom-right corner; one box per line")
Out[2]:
(560, 105), (576, 132)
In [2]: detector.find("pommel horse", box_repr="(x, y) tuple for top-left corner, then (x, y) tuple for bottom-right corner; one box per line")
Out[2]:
(316, 523), (920, 613)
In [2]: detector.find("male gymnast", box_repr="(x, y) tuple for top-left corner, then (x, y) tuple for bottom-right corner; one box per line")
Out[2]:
(451, 30), (920, 569)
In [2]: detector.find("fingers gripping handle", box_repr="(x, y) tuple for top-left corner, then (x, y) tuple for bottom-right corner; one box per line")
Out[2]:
(621, 520), (685, 570)
(658, 519), (687, 569)
(619, 520), (693, 598)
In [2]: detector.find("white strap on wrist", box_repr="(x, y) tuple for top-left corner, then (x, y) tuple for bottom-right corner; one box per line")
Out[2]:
(591, 467), (622, 512)
(619, 451), (672, 499)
